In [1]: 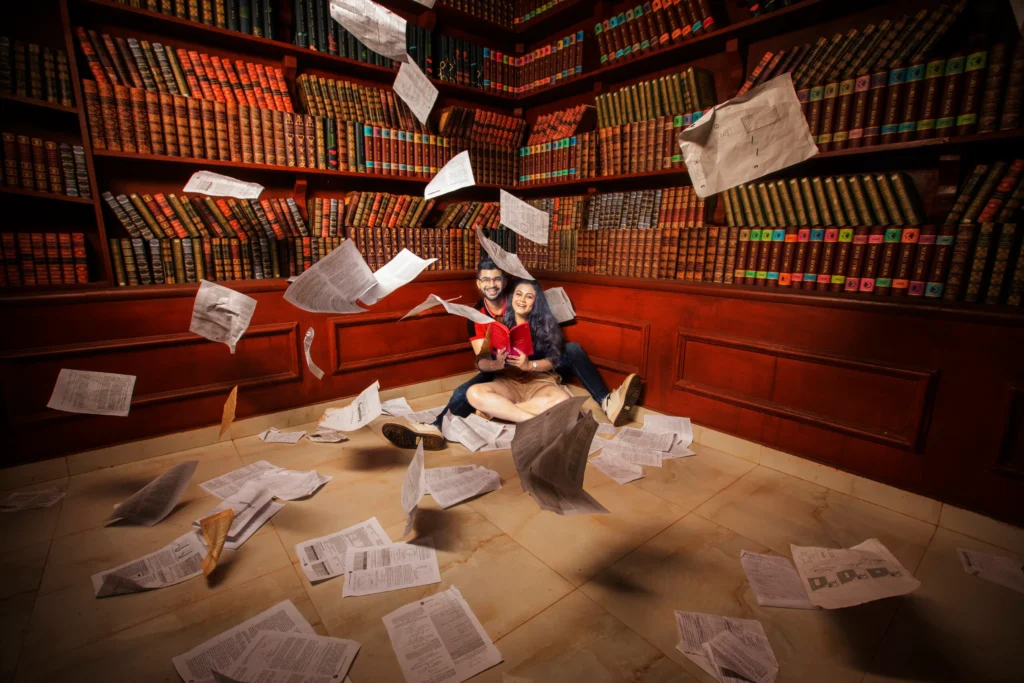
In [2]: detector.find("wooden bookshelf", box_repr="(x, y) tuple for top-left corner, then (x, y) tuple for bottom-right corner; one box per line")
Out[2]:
(0, 185), (96, 205)
(0, 92), (79, 115)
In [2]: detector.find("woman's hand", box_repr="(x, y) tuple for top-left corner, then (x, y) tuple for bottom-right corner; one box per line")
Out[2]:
(506, 348), (530, 370)
(478, 349), (507, 372)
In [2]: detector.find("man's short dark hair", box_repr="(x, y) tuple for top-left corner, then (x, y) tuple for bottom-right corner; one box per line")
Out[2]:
(476, 258), (501, 275)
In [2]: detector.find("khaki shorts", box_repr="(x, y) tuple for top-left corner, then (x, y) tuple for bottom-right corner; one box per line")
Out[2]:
(486, 371), (569, 405)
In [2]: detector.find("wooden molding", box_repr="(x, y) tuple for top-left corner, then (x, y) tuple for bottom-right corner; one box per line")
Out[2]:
(573, 312), (651, 378)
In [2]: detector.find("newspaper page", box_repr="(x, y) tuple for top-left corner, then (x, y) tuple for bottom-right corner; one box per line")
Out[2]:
(499, 190), (549, 244)
(589, 452), (644, 485)
(108, 460), (198, 526)
(343, 539), (441, 597)
(172, 600), (315, 683)
(674, 611), (778, 681)
(200, 508), (233, 576)
(701, 630), (779, 683)
(303, 328), (325, 380)
(643, 415), (694, 449)
(307, 428), (348, 443)
(218, 631), (359, 683)
(383, 585), (502, 683)
(957, 548), (1024, 594)
(92, 532), (206, 597)
(381, 397), (414, 417)
(478, 423), (515, 452)
(328, 0), (408, 62)
(296, 517), (391, 583)
(790, 538), (921, 608)
(190, 281), (257, 354)
(740, 551), (816, 610)
(393, 60), (438, 126)
(411, 0), (435, 6)
(220, 502), (283, 551)
(401, 294), (494, 324)
(47, 368), (135, 417)
(512, 397), (608, 515)
(425, 466), (501, 508)
(407, 405), (446, 425)
(363, 249), (437, 305)
(184, 171), (263, 199)
(284, 239), (376, 314)
(319, 381), (382, 432)
(475, 227), (533, 280)
(199, 461), (281, 499)
(425, 150), (475, 199)
(442, 414), (488, 452)
(596, 423), (616, 435)
(544, 287), (576, 323)
(612, 427), (675, 452)
(255, 469), (331, 500)
(220, 386), (238, 439)
(0, 487), (66, 512)
(678, 73), (818, 198)
(193, 483), (274, 538)
(402, 441), (426, 536)
(257, 428), (306, 444)
(601, 441), (663, 467)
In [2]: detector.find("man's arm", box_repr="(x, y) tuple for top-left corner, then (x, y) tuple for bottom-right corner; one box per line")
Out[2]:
(472, 331), (506, 372)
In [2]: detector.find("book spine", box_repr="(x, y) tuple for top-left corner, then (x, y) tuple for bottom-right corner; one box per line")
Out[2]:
(858, 226), (886, 292)
(963, 223), (995, 303)
(942, 223), (977, 301)
(956, 50), (988, 136)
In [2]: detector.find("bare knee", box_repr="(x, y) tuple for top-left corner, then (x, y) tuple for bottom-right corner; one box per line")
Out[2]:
(466, 384), (486, 403)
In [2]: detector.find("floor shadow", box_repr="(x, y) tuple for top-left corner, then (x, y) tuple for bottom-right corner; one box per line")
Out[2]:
(341, 446), (408, 470)
(409, 508), (464, 552)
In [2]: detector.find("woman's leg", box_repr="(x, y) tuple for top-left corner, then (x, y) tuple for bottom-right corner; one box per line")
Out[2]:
(467, 383), (536, 423)
(515, 385), (571, 416)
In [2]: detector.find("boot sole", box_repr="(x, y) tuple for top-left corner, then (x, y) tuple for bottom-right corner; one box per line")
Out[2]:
(613, 374), (644, 427)
(382, 423), (446, 450)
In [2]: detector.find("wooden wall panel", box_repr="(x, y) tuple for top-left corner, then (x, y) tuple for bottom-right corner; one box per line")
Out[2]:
(563, 312), (650, 382)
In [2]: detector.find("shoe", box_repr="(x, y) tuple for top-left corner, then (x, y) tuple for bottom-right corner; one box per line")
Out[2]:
(605, 374), (643, 427)
(382, 423), (446, 450)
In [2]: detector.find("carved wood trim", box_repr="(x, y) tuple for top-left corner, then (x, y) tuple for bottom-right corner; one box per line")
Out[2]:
(328, 309), (471, 374)
(574, 312), (651, 378)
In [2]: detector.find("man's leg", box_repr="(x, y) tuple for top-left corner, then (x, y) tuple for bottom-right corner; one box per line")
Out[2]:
(382, 372), (494, 449)
(433, 372), (494, 427)
(560, 342), (643, 427)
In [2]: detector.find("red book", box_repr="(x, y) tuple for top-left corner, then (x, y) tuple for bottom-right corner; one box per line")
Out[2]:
(488, 321), (534, 357)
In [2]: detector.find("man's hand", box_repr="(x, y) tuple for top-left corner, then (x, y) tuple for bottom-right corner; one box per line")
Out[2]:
(506, 348), (529, 370)
(477, 349), (507, 372)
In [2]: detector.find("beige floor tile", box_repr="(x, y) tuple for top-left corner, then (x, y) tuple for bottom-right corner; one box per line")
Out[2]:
(54, 441), (242, 539)
(0, 480), (67, 553)
(303, 505), (574, 683)
(634, 443), (757, 511)
(22, 521), (290, 665)
(0, 542), (49, 601)
(67, 425), (223, 476)
(697, 428), (762, 464)
(0, 458), (68, 493)
(863, 528), (1024, 683)
(474, 590), (696, 682)
(581, 513), (904, 683)
(939, 504), (1024, 556)
(1, 592), (35, 682)
(694, 467), (936, 573)
(760, 446), (856, 495)
(14, 565), (321, 683)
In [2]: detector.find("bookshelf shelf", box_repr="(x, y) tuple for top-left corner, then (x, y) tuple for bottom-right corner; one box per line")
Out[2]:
(515, 168), (690, 194)
(0, 92), (79, 115)
(810, 129), (1024, 162)
(0, 186), (95, 205)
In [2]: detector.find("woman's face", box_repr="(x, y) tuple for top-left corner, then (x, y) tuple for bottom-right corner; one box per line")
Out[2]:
(511, 284), (537, 317)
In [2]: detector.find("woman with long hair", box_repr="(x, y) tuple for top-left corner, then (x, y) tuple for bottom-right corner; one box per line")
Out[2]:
(466, 279), (571, 422)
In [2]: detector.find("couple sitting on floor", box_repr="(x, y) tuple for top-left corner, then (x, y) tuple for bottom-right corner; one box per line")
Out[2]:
(382, 258), (643, 449)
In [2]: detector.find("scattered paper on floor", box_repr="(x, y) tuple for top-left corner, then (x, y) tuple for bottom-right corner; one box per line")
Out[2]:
(215, 631), (359, 683)
(307, 428), (348, 443)
(320, 381), (382, 431)
(790, 538), (920, 608)
(107, 460), (198, 526)
(425, 465), (501, 508)
(589, 452), (644, 484)
(643, 415), (694, 450)
(193, 483), (281, 551)
(500, 189), (549, 244)
(220, 386), (238, 439)
(401, 441), (426, 536)
(200, 508), (234, 576)
(172, 600), (316, 683)
(674, 611), (778, 682)
(958, 547), (1024, 595)
(47, 368), (135, 416)
(425, 150), (475, 199)
(343, 538), (440, 597)
(257, 428), (306, 444)
(406, 405), (445, 425)
(92, 532), (206, 597)
(740, 551), (816, 610)
(383, 585), (502, 683)
(303, 328), (325, 380)
(254, 469), (331, 500)
(442, 413), (488, 452)
(284, 239), (376, 313)
(476, 227), (532, 280)
(601, 441), (663, 467)
(190, 281), (257, 354)
(200, 461), (296, 499)
(612, 426), (675, 452)
(702, 630), (779, 683)
(184, 171), (263, 199)
(296, 516), (391, 583)
(0, 487), (66, 512)
(381, 397), (414, 417)
(596, 422), (616, 435)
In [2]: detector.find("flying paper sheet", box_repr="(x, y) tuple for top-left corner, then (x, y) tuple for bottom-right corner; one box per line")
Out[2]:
(401, 294), (494, 324)
(425, 150), (475, 199)
(296, 517), (391, 582)
(383, 585), (502, 683)
(678, 73), (818, 198)
(343, 539), (440, 597)
(319, 380), (382, 431)
(257, 428), (306, 444)
(425, 465), (501, 508)
(190, 280), (257, 354)
(0, 487), (66, 512)
(328, 0), (408, 62)
(303, 328), (324, 380)
(544, 287), (576, 323)
(184, 171), (263, 199)
(108, 460), (198, 526)
(790, 538), (921, 609)
(200, 508), (234, 576)
(381, 397), (414, 416)
(500, 190), (550, 244)
(220, 386), (238, 439)
(172, 600), (316, 683)
(47, 368), (135, 416)
(740, 550), (816, 609)
(393, 59), (438, 125)
(674, 610), (779, 682)
(957, 547), (1024, 595)
(284, 239), (376, 313)
(589, 452), (644, 485)
(363, 249), (437, 305)
(401, 440), (426, 536)
(476, 227), (533, 280)
(217, 631), (359, 683)
(92, 532), (207, 597)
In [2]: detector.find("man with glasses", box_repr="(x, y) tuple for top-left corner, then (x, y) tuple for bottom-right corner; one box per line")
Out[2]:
(381, 257), (643, 449)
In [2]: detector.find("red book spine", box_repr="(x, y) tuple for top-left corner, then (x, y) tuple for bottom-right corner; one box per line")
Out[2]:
(891, 226), (920, 296)
(858, 226), (887, 292)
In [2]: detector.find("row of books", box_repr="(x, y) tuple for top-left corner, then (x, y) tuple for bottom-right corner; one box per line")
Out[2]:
(746, 0), (800, 17)
(1, 233), (90, 287)
(481, 31), (584, 94)
(595, 67), (717, 128)
(596, 116), (685, 176)
(114, 0), (276, 39)
(294, 0), (419, 70)
(75, 27), (296, 112)
(110, 236), (304, 285)
(526, 104), (592, 145)
(2, 134), (91, 198)
(593, 0), (717, 67)
(437, 107), (527, 149)
(304, 194), (435, 237)
(295, 73), (428, 133)
(517, 132), (596, 185)
(720, 174), (924, 229)
(0, 38), (74, 106)
(437, 0), (575, 28)
(520, 195), (585, 271)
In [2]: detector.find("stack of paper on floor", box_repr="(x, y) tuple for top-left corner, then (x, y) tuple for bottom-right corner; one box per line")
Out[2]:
(588, 453), (644, 485)
(107, 460), (198, 526)
(92, 533), (207, 597)
(343, 538), (441, 597)
(381, 397), (414, 416)
(384, 586), (502, 683)
(200, 461), (331, 501)
(586, 425), (674, 483)
(740, 551), (816, 609)
(675, 611), (779, 683)
(790, 538), (921, 608)
(957, 548), (1024, 594)
(442, 413), (515, 452)
(406, 404), (445, 426)
(256, 428), (305, 443)
(211, 631), (359, 683)
(319, 380), (383, 431)
(425, 465), (501, 508)
(642, 415), (696, 457)
(193, 482), (282, 551)
(296, 517), (391, 583)
(1, 487), (66, 512)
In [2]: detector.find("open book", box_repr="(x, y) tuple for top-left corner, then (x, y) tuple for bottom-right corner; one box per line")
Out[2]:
(488, 321), (534, 357)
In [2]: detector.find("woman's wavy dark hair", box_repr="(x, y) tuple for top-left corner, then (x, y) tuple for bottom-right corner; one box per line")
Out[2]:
(502, 280), (563, 366)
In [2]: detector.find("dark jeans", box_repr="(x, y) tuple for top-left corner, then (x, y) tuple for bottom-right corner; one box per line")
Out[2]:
(433, 342), (610, 427)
